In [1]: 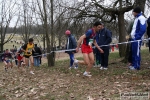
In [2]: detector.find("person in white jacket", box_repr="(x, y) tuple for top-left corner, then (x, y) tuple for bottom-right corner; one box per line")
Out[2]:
(129, 7), (146, 70)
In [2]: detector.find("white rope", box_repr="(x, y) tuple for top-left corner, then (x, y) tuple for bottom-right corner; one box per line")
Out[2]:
(1, 38), (150, 60)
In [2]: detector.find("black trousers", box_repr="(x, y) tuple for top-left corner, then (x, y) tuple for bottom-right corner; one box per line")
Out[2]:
(128, 43), (132, 63)
(101, 47), (109, 68)
(149, 40), (150, 52)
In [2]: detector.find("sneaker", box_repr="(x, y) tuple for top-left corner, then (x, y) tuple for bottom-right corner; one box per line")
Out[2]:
(73, 59), (79, 68)
(74, 67), (78, 69)
(129, 66), (133, 69)
(103, 67), (108, 70)
(74, 59), (78, 64)
(83, 71), (92, 77)
(129, 66), (137, 70)
(30, 71), (35, 74)
(74, 62), (78, 68)
(129, 67), (136, 70)
(100, 67), (104, 70)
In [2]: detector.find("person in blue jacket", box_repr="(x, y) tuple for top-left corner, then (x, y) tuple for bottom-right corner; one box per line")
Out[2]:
(96, 23), (112, 70)
(129, 7), (146, 70)
(65, 30), (77, 69)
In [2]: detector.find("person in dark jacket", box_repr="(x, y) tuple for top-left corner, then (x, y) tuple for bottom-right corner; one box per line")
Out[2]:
(147, 16), (150, 52)
(1, 49), (13, 72)
(32, 44), (42, 67)
(65, 30), (77, 69)
(96, 23), (112, 70)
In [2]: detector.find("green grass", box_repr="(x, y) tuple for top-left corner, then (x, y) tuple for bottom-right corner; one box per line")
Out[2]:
(41, 48), (150, 78)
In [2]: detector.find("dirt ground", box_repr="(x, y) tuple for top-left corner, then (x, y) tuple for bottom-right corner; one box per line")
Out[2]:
(0, 49), (150, 100)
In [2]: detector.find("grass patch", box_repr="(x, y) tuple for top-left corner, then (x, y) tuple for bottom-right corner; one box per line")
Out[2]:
(111, 68), (126, 75)
(136, 69), (150, 76)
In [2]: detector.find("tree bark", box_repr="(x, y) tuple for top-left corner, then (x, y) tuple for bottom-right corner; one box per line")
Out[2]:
(118, 12), (126, 57)
(49, 0), (55, 66)
(42, 0), (51, 67)
(43, 34), (46, 49)
(0, 43), (3, 53)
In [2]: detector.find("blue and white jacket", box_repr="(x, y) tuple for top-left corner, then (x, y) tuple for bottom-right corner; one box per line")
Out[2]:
(131, 13), (146, 40)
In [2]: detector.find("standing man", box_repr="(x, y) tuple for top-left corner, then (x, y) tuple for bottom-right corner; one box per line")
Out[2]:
(65, 30), (77, 69)
(32, 44), (42, 67)
(96, 23), (112, 70)
(21, 38), (35, 74)
(75, 21), (104, 77)
(129, 7), (146, 70)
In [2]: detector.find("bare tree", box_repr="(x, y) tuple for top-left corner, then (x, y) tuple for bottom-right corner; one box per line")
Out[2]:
(0, 0), (19, 52)
(18, 0), (38, 43)
(65, 0), (141, 57)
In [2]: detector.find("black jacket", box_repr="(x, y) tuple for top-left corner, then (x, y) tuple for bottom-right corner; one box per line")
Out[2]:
(96, 28), (112, 49)
(147, 17), (150, 37)
(65, 34), (77, 54)
(32, 46), (42, 58)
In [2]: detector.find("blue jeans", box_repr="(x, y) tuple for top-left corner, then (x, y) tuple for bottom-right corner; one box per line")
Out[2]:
(34, 57), (40, 67)
(69, 53), (74, 67)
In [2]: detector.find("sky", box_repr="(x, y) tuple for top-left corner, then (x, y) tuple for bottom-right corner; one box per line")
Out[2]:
(0, 0), (150, 27)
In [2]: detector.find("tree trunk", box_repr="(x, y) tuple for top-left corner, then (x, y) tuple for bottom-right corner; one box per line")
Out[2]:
(43, 34), (46, 49)
(118, 12), (126, 57)
(123, 20), (134, 63)
(0, 43), (4, 53)
(49, 0), (55, 66)
(42, 0), (51, 67)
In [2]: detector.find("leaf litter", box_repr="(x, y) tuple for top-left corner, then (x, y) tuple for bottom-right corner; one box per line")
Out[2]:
(0, 51), (150, 100)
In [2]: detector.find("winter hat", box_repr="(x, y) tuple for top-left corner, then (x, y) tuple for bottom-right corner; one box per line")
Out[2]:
(133, 7), (141, 13)
(65, 30), (71, 35)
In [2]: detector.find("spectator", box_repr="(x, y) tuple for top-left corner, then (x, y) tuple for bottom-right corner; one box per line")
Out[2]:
(32, 44), (42, 67)
(96, 22), (112, 70)
(129, 7), (146, 70)
(65, 30), (77, 69)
